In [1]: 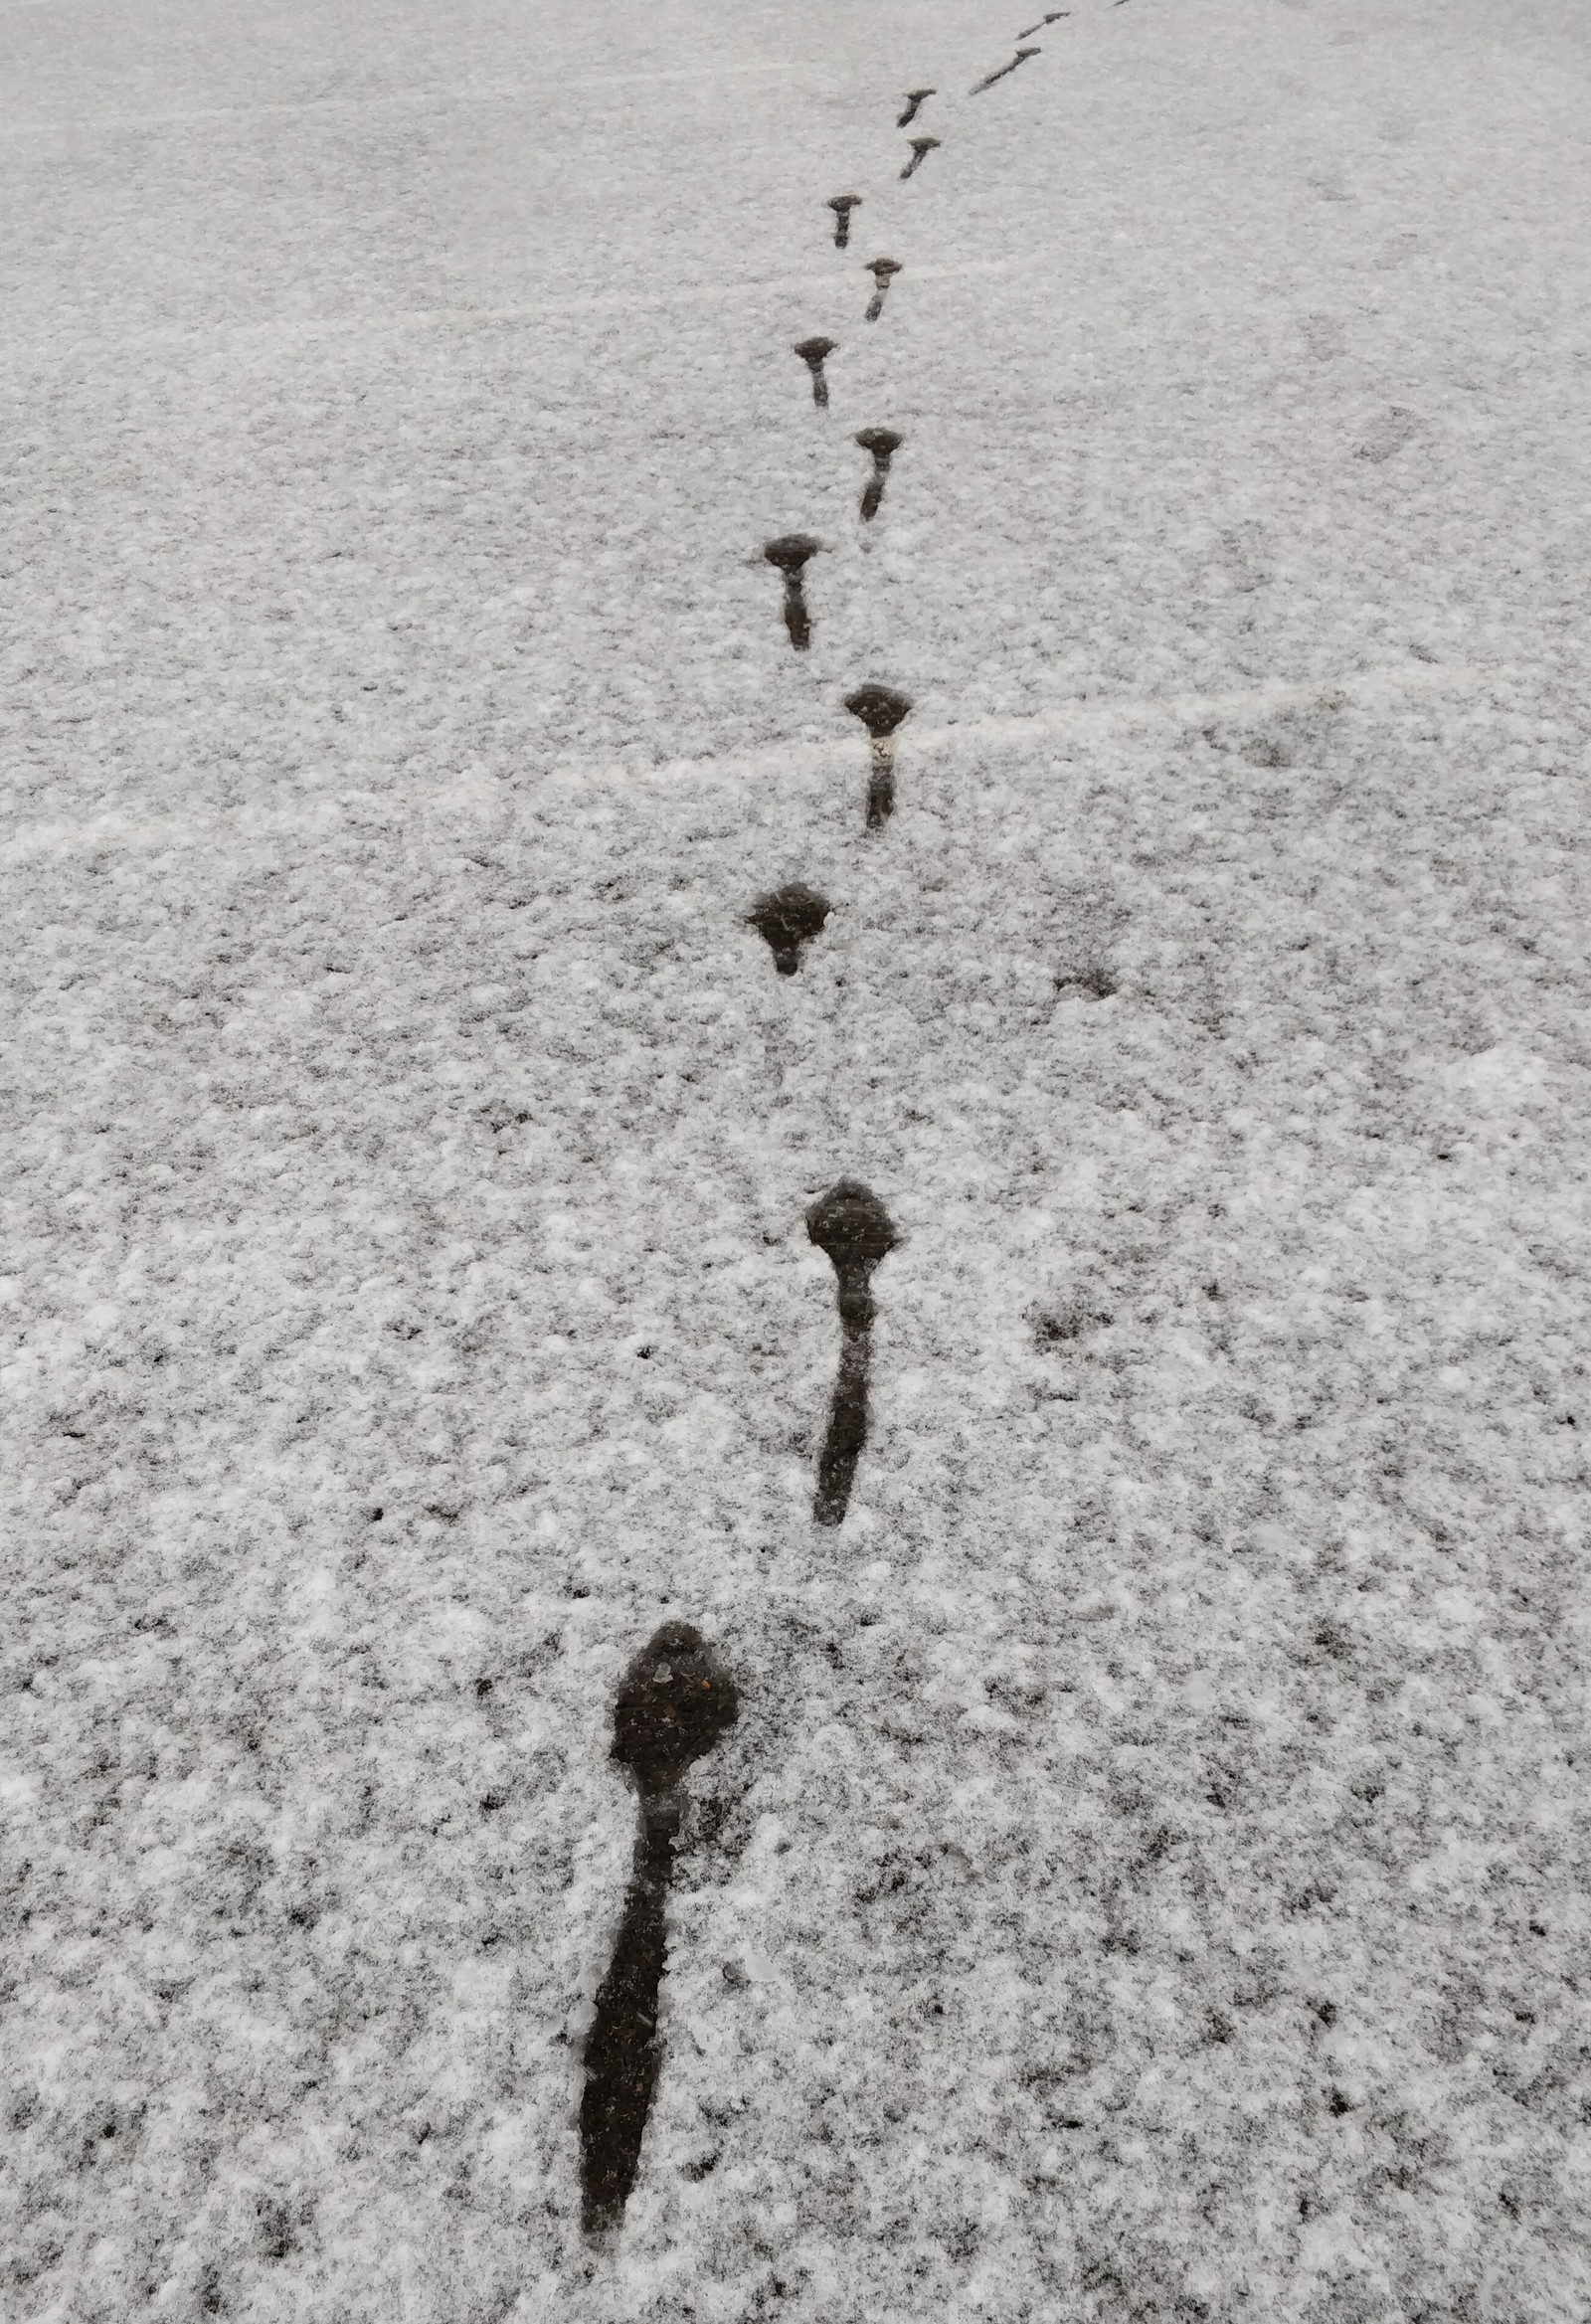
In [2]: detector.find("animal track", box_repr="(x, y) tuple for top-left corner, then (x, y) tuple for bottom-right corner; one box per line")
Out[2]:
(854, 427), (903, 523)
(1017, 10), (1069, 33)
(843, 682), (913, 827)
(805, 1180), (899, 1527)
(901, 136), (941, 180)
(971, 46), (1040, 94)
(794, 334), (838, 408)
(581, 1623), (739, 2236)
(898, 88), (936, 127)
(764, 534), (822, 650)
(827, 193), (861, 249)
(864, 257), (903, 322)
(748, 881), (831, 976)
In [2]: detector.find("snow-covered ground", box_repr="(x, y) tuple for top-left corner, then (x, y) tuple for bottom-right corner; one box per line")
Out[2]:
(5, 1), (1590, 2317)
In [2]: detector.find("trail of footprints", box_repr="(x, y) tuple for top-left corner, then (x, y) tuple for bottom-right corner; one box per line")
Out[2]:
(582, 19), (1073, 2236)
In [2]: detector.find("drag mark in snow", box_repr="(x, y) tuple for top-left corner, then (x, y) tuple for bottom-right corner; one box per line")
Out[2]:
(897, 88), (936, 127)
(971, 46), (1041, 94)
(854, 428), (903, 523)
(806, 1181), (900, 1528)
(581, 1623), (739, 2237)
(764, 534), (822, 651)
(748, 881), (831, 975)
(844, 683), (913, 826)
(864, 257), (903, 322)
(901, 136), (941, 181)
(827, 193), (862, 248)
(794, 333), (838, 407)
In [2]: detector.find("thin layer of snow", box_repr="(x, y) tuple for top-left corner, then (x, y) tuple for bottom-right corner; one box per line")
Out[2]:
(4, 1), (1590, 2319)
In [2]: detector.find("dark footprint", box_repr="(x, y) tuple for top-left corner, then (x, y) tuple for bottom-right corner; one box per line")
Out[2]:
(748, 881), (831, 976)
(898, 87), (936, 127)
(806, 1180), (899, 1528)
(854, 427), (903, 523)
(864, 258), (902, 322)
(764, 534), (822, 651)
(794, 334), (838, 408)
(843, 682), (913, 826)
(581, 1621), (740, 2237)
(1017, 10), (1069, 34)
(971, 46), (1039, 93)
(900, 136), (941, 180)
(827, 193), (861, 249)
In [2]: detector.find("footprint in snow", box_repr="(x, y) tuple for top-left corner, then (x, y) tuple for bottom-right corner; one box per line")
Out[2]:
(764, 534), (822, 651)
(971, 46), (1039, 94)
(854, 427), (903, 523)
(748, 881), (831, 976)
(843, 681), (913, 827)
(581, 1623), (739, 2236)
(806, 1180), (899, 1528)
(794, 334), (838, 407)
(827, 193), (861, 249)
(864, 257), (902, 321)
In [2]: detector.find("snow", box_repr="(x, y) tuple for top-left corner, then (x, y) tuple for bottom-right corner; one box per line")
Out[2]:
(4, 0), (1590, 2318)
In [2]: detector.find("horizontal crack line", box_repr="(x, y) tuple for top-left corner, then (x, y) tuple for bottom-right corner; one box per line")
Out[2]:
(538, 659), (1488, 794)
(1, 663), (1488, 872)
(0, 62), (805, 140)
(0, 261), (1014, 367)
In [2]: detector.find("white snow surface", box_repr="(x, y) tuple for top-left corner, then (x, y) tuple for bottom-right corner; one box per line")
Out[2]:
(4, 0), (1590, 2318)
